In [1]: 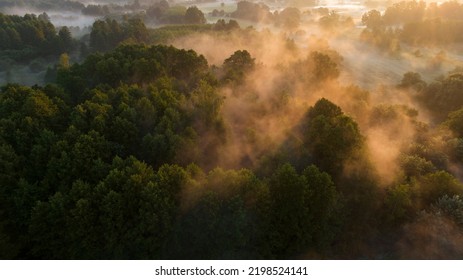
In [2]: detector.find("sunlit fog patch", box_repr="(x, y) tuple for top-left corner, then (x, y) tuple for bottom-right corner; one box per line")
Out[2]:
(2, 0), (463, 260)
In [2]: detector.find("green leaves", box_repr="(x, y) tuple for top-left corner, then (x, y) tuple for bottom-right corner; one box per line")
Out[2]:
(184, 6), (207, 25)
(221, 50), (255, 85)
(311, 52), (340, 82)
(57, 44), (209, 91)
(167, 167), (264, 259)
(28, 157), (181, 259)
(418, 171), (463, 207)
(267, 163), (342, 257)
(301, 98), (364, 177)
(89, 18), (148, 52)
(0, 12), (78, 60)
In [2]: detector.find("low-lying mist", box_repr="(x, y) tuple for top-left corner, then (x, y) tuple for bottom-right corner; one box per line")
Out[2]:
(2, 6), (99, 28)
(168, 17), (459, 186)
(2, 0), (463, 260)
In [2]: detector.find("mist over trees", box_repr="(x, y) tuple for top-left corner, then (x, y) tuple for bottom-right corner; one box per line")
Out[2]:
(0, 0), (84, 12)
(0, 13), (75, 56)
(0, 45), (348, 259)
(361, 0), (463, 51)
(1, 0), (463, 260)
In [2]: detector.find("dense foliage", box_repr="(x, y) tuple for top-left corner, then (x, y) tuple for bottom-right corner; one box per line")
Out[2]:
(89, 18), (149, 52)
(0, 44), (351, 259)
(0, 13), (74, 57)
(1, 1), (463, 260)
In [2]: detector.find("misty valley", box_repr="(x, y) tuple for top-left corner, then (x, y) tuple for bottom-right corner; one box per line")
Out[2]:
(1, 0), (463, 260)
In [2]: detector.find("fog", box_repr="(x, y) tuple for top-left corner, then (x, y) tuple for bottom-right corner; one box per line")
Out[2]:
(2, 0), (463, 259)
(2, 5), (102, 29)
(166, 7), (463, 261)
(46, 10), (97, 28)
(167, 7), (458, 181)
(3, 1), (461, 172)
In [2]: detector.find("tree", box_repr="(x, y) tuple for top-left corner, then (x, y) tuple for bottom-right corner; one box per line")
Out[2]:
(29, 192), (69, 258)
(168, 192), (249, 259)
(277, 7), (301, 30)
(399, 71), (426, 91)
(383, 184), (413, 227)
(444, 107), (463, 138)
(184, 6), (206, 25)
(222, 50), (255, 84)
(189, 80), (224, 128)
(93, 157), (176, 258)
(166, 166), (270, 259)
(418, 171), (463, 206)
(301, 98), (364, 177)
(30, 157), (180, 259)
(318, 11), (353, 30)
(433, 195), (463, 226)
(38, 12), (50, 22)
(59, 53), (70, 69)
(398, 210), (463, 259)
(419, 73), (463, 121)
(267, 163), (342, 258)
(362, 10), (383, 29)
(0, 12), (71, 56)
(89, 18), (149, 52)
(54, 44), (211, 100)
(383, 0), (426, 25)
(400, 155), (436, 178)
(231, 1), (273, 22)
(311, 51), (340, 82)
(302, 165), (342, 250)
(124, 17), (149, 43)
(58, 26), (73, 52)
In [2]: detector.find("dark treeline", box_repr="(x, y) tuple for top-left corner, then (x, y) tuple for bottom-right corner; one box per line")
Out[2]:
(0, 0), (84, 12)
(0, 0), (143, 13)
(0, 8), (242, 86)
(145, 3), (207, 25)
(0, 13), (74, 58)
(82, 1), (143, 16)
(89, 17), (149, 52)
(0, 0), (207, 26)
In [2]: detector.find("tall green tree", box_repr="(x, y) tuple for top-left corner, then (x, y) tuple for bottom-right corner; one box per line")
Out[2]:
(221, 50), (255, 84)
(184, 6), (206, 24)
(301, 98), (364, 177)
(267, 164), (342, 258)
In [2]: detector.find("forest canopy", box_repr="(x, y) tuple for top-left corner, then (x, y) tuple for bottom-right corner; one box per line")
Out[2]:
(1, 0), (463, 260)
